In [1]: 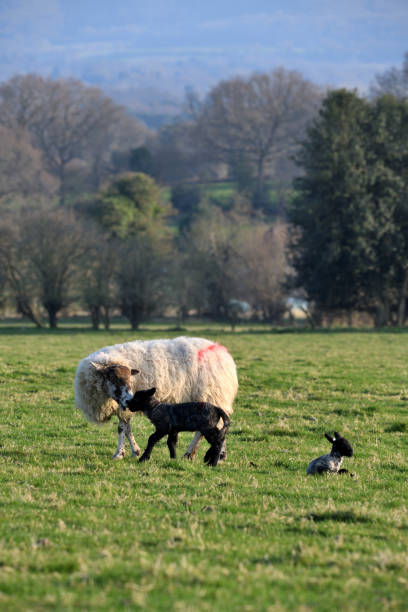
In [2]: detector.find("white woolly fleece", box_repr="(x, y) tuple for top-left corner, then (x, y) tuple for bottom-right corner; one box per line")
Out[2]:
(74, 336), (238, 424)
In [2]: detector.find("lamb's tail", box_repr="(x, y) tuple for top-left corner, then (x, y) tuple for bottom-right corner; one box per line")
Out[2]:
(216, 406), (230, 435)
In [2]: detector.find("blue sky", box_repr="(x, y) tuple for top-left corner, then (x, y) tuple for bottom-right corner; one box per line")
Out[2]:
(1, 0), (407, 96)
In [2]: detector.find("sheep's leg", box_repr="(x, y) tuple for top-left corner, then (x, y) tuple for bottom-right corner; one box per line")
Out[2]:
(124, 421), (141, 457)
(139, 430), (166, 462)
(219, 439), (227, 461)
(113, 422), (127, 459)
(183, 431), (203, 460)
(167, 430), (178, 459)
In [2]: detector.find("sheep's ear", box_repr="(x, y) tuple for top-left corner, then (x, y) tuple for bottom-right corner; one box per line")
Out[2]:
(131, 369), (139, 375)
(91, 361), (107, 373)
(325, 433), (334, 444)
(146, 387), (156, 396)
(333, 431), (341, 440)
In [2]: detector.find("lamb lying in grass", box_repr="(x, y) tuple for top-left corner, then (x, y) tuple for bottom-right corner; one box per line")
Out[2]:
(306, 432), (354, 475)
(120, 387), (231, 467)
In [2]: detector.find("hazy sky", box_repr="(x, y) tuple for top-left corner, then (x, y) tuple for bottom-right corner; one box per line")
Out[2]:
(1, 0), (407, 93)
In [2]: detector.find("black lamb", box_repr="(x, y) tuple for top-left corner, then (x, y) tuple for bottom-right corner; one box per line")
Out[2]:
(306, 432), (354, 475)
(121, 387), (230, 466)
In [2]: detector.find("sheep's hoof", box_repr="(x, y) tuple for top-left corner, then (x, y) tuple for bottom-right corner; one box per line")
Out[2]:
(183, 451), (196, 461)
(131, 449), (141, 458)
(112, 449), (126, 460)
(219, 451), (227, 462)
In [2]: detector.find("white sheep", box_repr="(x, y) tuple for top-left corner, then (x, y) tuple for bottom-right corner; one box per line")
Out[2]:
(74, 336), (238, 460)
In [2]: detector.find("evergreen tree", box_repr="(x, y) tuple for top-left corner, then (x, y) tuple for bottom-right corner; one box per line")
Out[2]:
(290, 90), (373, 319)
(368, 95), (408, 324)
(290, 90), (408, 325)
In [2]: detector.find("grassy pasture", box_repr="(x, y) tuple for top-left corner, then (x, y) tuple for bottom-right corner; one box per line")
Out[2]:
(0, 323), (407, 611)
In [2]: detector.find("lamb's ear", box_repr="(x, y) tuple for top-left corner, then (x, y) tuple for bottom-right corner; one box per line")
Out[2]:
(333, 431), (342, 440)
(325, 433), (334, 444)
(146, 387), (156, 396)
(131, 369), (139, 376)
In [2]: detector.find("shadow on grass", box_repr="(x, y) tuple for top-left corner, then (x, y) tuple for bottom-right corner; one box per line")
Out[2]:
(268, 429), (300, 437)
(305, 511), (373, 523)
(272, 459), (299, 471)
(0, 449), (29, 460)
(385, 422), (406, 433)
(383, 463), (407, 473)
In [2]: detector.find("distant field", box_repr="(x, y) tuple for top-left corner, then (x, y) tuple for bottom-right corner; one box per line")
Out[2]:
(0, 323), (407, 611)
(161, 181), (293, 213)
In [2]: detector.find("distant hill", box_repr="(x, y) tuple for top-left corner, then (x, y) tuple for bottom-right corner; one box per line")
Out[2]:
(0, 0), (401, 130)
(0, 48), (245, 129)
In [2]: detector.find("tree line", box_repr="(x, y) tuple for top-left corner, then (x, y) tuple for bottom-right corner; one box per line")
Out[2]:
(0, 173), (288, 328)
(0, 68), (321, 214)
(1, 54), (408, 328)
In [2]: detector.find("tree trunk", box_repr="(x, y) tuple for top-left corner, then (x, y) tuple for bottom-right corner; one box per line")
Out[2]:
(58, 164), (66, 206)
(90, 305), (100, 330)
(47, 308), (58, 329)
(16, 298), (43, 328)
(125, 305), (141, 330)
(253, 155), (266, 208)
(397, 270), (408, 326)
(374, 300), (390, 328)
(102, 306), (111, 330)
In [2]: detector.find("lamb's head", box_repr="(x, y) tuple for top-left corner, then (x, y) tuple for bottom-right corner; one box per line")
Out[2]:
(325, 431), (353, 457)
(91, 362), (139, 406)
(122, 387), (157, 412)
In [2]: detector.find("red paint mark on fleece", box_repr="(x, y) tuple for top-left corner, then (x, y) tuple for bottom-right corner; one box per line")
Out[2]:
(197, 343), (229, 362)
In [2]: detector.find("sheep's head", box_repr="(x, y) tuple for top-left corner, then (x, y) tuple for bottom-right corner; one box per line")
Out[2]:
(325, 432), (353, 457)
(91, 362), (139, 406)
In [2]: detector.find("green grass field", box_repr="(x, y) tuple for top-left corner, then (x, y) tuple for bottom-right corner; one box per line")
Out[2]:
(0, 324), (407, 611)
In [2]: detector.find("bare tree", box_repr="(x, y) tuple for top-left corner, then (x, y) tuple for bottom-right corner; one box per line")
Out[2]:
(0, 125), (56, 203)
(151, 121), (220, 184)
(179, 201), (291, 323)
(0, 207), (90, 327)
(86, 111), (150, 192)
(371, 52), (408, 99)
(0, 74), (146, 204)
(81, 237), (118, 330)
(236, 221), (290, 321)
(189, 69), (321, 196)
(0, 215), (44, 327)
(183, 205), (242, 319)
(0, 74), (44, 131)
(23, 208), (90, 327)
(117, 236), (171, 330)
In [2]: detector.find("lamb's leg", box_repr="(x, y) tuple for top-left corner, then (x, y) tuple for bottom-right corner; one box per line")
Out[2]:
(124, 421), (141, 457)
(206, 442), (223, 466)
(139, 430), (166, 462)
(203, 430), (223, 466)
(183, 431), (203, 460)
(167, 430), (178, 459)
(113, 422), (126, 459)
